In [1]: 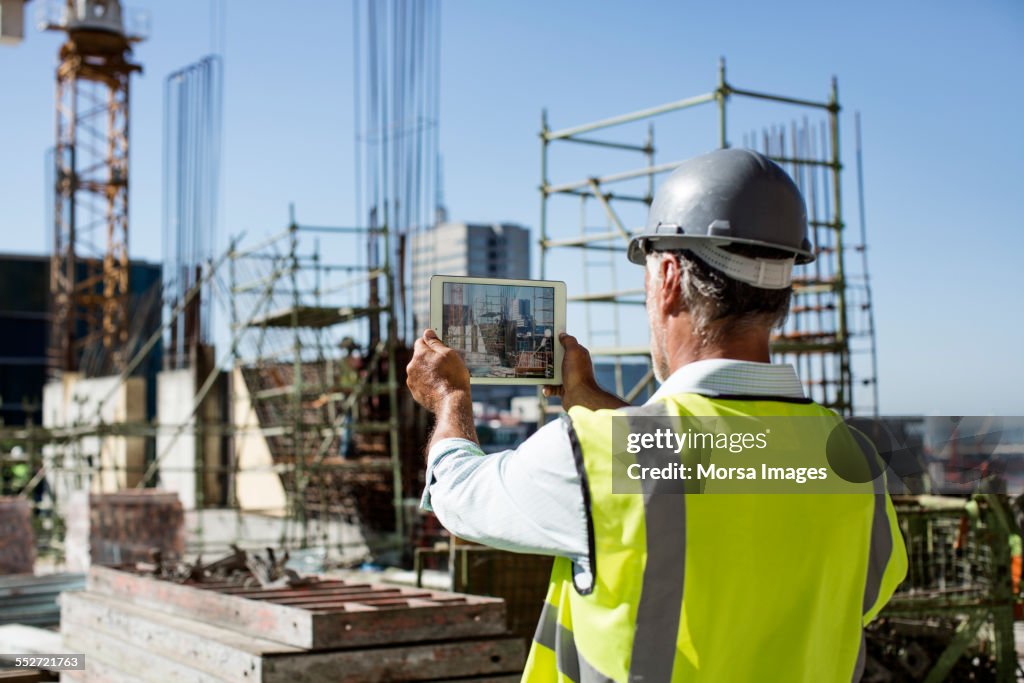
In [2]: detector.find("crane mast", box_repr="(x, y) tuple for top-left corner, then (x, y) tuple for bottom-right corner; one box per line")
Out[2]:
(42, 0), (145, 376)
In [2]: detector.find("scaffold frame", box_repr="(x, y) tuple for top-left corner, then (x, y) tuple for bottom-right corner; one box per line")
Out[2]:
(539, 58), (878, 418)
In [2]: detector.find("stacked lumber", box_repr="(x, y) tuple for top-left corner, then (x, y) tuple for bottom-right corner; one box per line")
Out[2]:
(85, 491), (184, 567)
(61, 565), (525, 682)
(0, 498), (35, 575)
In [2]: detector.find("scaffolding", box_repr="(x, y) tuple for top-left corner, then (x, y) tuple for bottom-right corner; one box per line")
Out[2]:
(0, 208), (420, 565)
(871, 494), (1020, 681)
(538, 59), (878, 416)
(226, 208), (411, 549)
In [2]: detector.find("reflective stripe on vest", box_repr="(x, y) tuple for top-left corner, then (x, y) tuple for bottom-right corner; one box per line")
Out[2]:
(533, 601), (615, 683)
(626, 403), (686, 683)
(853, 426), (897, 682)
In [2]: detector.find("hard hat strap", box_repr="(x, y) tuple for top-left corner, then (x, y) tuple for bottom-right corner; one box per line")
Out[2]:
(685, 242), (795, 289)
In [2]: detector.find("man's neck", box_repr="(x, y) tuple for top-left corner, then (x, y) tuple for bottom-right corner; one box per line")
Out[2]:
(664, 319), (772, 375)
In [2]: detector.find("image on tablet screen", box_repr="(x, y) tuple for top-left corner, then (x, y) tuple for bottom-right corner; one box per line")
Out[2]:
(441, 282), (555, 379)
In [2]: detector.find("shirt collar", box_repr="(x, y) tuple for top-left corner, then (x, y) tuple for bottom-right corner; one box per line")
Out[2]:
(647, 358), (806, 403)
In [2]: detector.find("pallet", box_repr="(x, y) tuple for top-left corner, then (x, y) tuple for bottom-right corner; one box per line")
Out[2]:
(87, 565), (508, 650)
(61, 591), (524, 683)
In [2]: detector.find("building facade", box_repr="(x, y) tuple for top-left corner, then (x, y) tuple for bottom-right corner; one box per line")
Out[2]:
(0, 253), (162, 427)
(410, 222), (530, 334)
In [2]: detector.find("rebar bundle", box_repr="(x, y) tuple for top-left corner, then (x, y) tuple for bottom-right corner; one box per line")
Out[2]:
(353, 0), (442, 341)
(162, 55), (224, 369)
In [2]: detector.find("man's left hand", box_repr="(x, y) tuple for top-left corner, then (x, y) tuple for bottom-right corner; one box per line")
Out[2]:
(406, 329), (471, 413)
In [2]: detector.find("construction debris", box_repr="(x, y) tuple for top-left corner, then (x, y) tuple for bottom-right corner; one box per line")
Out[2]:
(136, 545), (313, 589)
(66, 490), (185, 570)
(61, 562), (525, 682)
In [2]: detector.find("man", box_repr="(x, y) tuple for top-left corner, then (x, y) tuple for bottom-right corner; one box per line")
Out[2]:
(406, 148), (907, 682)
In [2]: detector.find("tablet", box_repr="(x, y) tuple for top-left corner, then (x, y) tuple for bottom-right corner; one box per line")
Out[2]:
(429, 275), (566, 385)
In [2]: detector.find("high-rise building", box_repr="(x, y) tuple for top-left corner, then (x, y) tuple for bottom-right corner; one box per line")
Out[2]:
(410, 222), (530, 333)
(0, 253), (163, 427)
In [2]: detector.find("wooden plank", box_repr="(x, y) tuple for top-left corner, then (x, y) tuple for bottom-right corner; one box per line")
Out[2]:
(63, 591), (524, 683)
(86, 566), (508, 650)
(306, 601), (508, 650)
(57, 654), (162, 683)
(63, 628), (228, 683)
(86, 566), (315, 650)
(61, 592), (292, 682)
(212, 582), (372, 597)
(262, 638), (525, 683)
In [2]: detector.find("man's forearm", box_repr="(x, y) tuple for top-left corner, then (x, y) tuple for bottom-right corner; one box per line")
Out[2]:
(580, 386), (630, 410)
(428, 391), (478, 450)
(567, 382), (630, 411)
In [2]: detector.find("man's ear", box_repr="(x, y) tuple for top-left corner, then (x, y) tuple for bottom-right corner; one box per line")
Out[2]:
(659, 254), (682, 316)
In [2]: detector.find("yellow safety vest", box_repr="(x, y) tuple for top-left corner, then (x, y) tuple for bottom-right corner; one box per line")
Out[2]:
(522, 392), (907, 682)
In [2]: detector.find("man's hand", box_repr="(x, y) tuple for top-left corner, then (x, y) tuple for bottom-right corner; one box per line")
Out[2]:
(406, 329), (471, 413)
(406, 329), (477, 448)
(543, 332), (629, 411)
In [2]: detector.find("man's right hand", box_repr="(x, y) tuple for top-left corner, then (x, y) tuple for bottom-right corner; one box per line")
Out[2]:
(543, 332), (629, 411)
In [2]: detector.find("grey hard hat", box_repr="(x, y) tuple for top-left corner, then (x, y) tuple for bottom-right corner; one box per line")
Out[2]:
(627, 148), (814, 266)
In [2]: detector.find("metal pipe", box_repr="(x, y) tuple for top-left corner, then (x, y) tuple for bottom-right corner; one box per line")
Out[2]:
(542, 231), (631, 248)
(558, 136), (651, 153)
(568, 288), (646, 303)
(728, 85), (832, 111)
(288, 212), (306, 547)
(546, 92), (717, 140)
(717, 57), (728, 149)
(624, 367), (656, 403)
(230, 227), (292, 258)
(546, 159), (684, 194)
(766, 155), (838, 169)
(588, 346), (651, 357)
(537, 109), (550, 426)
(295, 224), (378, 234)
(854, 111), (879, 417)
(828, 77), (850, 415)
(587, 179), (633, 243)
(557, 188), (652, 204)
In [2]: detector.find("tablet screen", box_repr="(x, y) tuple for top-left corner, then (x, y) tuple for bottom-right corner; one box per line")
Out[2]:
(441, 281), (556, 380)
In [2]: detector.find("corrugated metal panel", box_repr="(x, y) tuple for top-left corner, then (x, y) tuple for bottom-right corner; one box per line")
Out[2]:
(0, 573), (85, 627)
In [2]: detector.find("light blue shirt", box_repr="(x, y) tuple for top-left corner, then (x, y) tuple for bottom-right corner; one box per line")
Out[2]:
(420, 359), (807, 581)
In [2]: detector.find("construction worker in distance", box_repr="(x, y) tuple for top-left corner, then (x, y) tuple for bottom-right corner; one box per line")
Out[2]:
(406, 148), (908, 682)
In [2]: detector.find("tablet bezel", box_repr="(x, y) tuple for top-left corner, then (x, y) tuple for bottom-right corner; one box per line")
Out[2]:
(428, 275), (565, 386)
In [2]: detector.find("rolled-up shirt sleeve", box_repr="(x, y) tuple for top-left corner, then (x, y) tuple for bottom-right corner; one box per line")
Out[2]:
(420, 417), (589, 565)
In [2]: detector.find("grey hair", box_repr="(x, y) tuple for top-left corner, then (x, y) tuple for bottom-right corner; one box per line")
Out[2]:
(646, 246), (792, 347)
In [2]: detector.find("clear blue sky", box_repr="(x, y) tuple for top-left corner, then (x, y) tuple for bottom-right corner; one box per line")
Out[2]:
(1, 0), (1021, 415)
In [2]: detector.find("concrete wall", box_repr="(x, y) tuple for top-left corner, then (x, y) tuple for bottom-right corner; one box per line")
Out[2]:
(156, 368), (226, 509)
(230, 367), (287, 514)
(42, 373), (147, 507)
